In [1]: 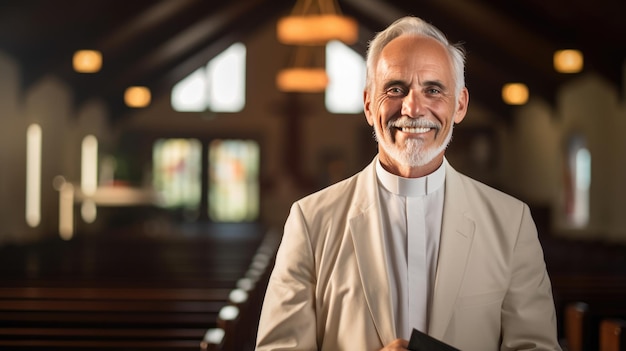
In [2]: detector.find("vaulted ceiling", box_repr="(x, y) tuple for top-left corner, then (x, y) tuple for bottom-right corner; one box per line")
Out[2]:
(0, 0), (624, 124)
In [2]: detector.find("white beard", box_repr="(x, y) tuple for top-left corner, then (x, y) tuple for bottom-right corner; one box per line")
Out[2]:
(373, 121), (453, 168)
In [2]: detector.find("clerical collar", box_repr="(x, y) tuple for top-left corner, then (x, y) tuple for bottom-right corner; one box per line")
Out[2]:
(375, 158), (446, 197)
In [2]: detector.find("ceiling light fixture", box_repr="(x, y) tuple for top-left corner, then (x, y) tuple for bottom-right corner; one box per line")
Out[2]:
(124, 86), (151, 108)
(276, 46), (328, 93)
(554, 49), (584, 73)
(73, 50), (102, 73)
(276, 67), (329, 93)
(502, 83), (529, 105)
(277, 0), (358, 46)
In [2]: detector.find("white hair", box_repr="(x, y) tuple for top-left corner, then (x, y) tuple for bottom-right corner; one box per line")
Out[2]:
(365, 16), (466, 98)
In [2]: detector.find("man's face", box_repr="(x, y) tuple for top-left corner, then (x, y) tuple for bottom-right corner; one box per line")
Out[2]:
(364, 35), (468, 177)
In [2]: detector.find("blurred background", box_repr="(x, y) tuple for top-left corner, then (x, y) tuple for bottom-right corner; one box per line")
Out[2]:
(0, 0), (624, 350)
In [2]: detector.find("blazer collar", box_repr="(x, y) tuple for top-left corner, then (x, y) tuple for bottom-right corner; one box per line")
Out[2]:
(428, 163), (476, 339)
(349, 158), (397, 345)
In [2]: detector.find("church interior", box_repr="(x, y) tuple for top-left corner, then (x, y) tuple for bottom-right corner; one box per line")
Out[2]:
(0, 0), (625, 349)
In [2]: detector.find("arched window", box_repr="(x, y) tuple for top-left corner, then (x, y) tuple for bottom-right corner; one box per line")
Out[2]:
(170, 69), (207, 112)
(80, 135), (98, 224)
(171, 43), (246, 113)
(26, 124), (42, 228)
(81, 135), (98, 196)
(325, 40), (365, 114)
(563, 134), (591, 228)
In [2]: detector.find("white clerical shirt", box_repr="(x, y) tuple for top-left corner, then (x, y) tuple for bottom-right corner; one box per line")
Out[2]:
(375, 158), (446, 339)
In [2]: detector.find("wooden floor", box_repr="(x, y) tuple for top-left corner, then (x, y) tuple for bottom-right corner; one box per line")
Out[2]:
(0, 221), (273, 351)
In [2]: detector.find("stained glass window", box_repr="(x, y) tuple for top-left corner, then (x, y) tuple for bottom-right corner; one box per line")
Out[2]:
(152, 138), (202, 211)
(208, 140), (259, 222)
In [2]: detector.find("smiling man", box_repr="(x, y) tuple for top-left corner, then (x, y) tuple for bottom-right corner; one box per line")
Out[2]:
(365, 33), (468, 178)
(256, 16), (562, 351)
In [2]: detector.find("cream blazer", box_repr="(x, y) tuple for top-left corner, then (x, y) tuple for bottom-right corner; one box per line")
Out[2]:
(256, 159), (561, 351)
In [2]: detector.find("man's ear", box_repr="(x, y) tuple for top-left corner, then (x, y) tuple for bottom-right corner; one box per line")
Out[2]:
(363, 89), (374, 126)
(454, 87), (469, 124)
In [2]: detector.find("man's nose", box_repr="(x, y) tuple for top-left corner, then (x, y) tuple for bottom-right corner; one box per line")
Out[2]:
(401, 90), (424, 118)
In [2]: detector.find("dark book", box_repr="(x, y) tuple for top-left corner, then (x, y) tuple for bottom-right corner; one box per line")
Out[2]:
(408, 328), (461, 351)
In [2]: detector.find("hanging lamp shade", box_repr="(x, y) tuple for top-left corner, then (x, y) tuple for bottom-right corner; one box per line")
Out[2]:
(277, 0), (358, 46)
(275, 0), (354, 93)
(276, 43), (328, 93)
(277, 14), (358, 45)
(276, 68), (329, 93)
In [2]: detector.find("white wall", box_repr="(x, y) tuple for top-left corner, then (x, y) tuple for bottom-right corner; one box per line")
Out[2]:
(558, 75), (626, 241)
(497, 73), (626, 243)
(0, 52), (25, 245)
(0, 50), (113, 245)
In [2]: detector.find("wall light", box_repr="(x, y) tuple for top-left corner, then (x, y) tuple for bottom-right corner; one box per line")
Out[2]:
(502, 83), (529, 105)
(73, 50), (102, 73)
(124, 86), (151, 108)
(554, 49), (583, 73)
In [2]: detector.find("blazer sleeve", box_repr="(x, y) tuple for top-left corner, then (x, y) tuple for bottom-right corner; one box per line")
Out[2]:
(256, 203), (319, 351)
(500, 204), (562, 351)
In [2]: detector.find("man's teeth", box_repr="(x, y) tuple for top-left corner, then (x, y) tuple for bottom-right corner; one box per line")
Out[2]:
(401, 127), (431, 133)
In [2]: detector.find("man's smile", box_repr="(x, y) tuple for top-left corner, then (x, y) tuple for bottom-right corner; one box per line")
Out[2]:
(397, 126), (434, 134)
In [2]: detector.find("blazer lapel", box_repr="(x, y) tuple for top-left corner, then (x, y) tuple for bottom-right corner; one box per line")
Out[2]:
(349, 160), (396, 346)
(429, 164), (475, 339)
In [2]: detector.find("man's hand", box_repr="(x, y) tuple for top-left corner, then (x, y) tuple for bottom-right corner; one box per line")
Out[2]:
(380, 338), (409, 350)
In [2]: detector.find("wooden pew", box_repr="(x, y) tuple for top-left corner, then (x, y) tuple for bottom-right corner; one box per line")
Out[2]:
(564, 302), (589, 351)
(544, 237), (626, 346)
(200, 229), (280, 351)
(563, 301), (626, 351)
(0, 243), (258, 350)
(0, 287), (230, 350)
(553, 275), (626, 344)
(0, 223), (270, 350)
(600, 319), (626, 351)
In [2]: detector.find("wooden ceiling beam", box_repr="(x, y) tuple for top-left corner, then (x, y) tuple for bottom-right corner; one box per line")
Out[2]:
(105, 0), (295, 122)
(10, 0), (156, 89)
(151, 0), (295, 92)
(71, 0), (231, 104)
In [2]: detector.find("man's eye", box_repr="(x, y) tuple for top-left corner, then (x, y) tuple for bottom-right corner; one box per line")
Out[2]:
(427, 88), (441, 95)
(386, 87), (404, 95)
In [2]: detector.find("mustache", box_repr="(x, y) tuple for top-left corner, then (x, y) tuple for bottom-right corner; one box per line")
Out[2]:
(387, 117), (441, 130)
